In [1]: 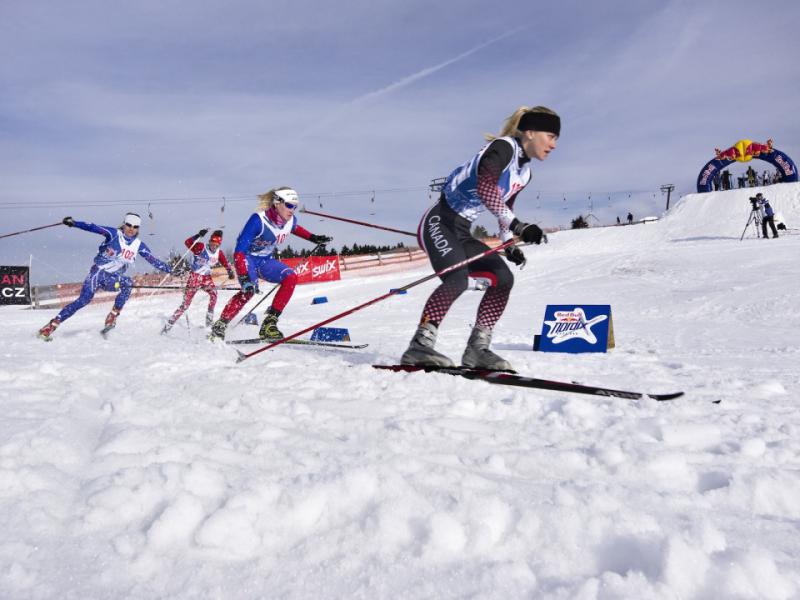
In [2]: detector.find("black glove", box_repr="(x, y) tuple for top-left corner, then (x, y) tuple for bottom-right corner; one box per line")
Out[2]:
(239, 273), (258, 294)
(510, 219), (544, 244)
(197, 228), (209, 238)
(62, 217), (75, 227)
(504, 245), (527, 267)
(309, 234), (333, 245)
(227, 269), (235, 280)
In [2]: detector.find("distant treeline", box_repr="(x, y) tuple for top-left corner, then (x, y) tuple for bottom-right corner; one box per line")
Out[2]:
(278, 241), (408, 258)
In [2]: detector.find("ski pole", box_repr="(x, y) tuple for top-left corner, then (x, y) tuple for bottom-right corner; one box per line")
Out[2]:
(299, 208), (417, 237)
(144, 230), (210, 300)
(235, 239), (516, 363)
(119, 284), (242, 290)
(230, 243), (326, 330)
(0, 222), (63, 240)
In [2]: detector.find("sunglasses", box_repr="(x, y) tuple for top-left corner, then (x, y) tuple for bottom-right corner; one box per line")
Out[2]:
(282, 200), (299, 210)
(124, 223), (140, 229)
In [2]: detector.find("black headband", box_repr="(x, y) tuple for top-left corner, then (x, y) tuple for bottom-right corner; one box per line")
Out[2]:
(518, 112), (560, 136)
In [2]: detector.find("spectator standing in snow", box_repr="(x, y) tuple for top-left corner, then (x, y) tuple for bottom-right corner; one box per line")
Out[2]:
(37, 213), (172, 341)
(400, 105), (558, 371)
(722, 169), (732, 190)
(208, 187), (332, 341)
(746, 165), (757, 187)
(162, 229), (235, 333)
(627, 212), (633, 224)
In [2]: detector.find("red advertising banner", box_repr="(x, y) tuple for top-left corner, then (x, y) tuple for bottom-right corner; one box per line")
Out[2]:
(282, 255), (341, 284)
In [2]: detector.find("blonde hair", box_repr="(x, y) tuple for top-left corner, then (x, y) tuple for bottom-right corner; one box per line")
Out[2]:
(485, 105), (559, 141)
(258, 186), (294, 210)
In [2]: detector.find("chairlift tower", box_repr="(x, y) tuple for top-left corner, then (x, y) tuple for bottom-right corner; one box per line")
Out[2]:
(660, 184), (675, 210)
(429, 177), (447, 193)
(586, 195), (599, 225)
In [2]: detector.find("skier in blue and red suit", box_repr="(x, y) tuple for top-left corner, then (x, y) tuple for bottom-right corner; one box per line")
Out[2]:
(209, 187), (332, 341)
(37, 212), (172, 341)
(401, 105), (560, 371)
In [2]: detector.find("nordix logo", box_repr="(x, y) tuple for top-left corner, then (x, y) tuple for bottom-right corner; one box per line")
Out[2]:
(543, 308), (607, 344)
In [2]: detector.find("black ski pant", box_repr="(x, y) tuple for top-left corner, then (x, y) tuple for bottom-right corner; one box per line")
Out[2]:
(416, 197), (513, 330)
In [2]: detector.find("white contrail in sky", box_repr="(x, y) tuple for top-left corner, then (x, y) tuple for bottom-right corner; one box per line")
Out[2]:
(346, 26), (525, 106)
(300, 27), (525, 136)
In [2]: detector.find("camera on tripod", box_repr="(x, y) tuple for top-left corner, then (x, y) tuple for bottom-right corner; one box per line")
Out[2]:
(749, 196), (762, 210)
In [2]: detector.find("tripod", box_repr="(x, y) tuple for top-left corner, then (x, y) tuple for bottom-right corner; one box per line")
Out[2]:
(740, 207), (763, 241)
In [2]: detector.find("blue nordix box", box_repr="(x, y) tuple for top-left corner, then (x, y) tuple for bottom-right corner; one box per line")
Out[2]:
(311, 327), (351, 342)
(536, 305), (615, 353)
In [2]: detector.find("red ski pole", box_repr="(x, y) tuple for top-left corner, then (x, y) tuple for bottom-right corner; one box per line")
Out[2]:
(300, 208), (417, 237)
(0, 222), (63, 240)
(235, 239), (516, 363)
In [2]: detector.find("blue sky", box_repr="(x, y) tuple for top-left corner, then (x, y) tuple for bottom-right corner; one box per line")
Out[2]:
(2, 0), (798, 283)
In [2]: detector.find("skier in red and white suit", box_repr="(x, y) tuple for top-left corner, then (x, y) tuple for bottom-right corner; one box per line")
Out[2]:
(162, 229), (234, 332)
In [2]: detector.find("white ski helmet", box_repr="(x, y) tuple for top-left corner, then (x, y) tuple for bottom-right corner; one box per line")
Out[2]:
(273, 188), (299, 208)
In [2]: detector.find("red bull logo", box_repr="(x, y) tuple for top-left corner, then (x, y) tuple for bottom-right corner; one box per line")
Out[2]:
(715, 145), (741, 162)
(699, 164), (717, 186)
(744, 138), (774, 157)
(775, 154), (795, 176)
(715, 138), (774, 163)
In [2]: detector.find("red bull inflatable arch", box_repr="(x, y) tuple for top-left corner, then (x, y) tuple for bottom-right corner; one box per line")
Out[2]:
(696, 138), (798, 192)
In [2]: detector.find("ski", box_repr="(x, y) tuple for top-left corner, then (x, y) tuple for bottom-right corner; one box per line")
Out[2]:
(228, 338), (368, 350)
(372, 365), (683, 401)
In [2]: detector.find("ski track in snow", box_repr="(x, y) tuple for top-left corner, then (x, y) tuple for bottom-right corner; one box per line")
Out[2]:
(2, 184), (800, 599)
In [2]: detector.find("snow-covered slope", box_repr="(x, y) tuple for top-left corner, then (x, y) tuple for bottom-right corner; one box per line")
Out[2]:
(2, 184), (799, 599)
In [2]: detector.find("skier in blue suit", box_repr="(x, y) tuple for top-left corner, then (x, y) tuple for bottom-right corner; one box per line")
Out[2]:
(37, 212), (172, 340)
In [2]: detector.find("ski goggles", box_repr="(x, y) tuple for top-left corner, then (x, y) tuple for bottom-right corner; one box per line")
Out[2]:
(282, 199), (300, 210)
(124, 222), (140, 229)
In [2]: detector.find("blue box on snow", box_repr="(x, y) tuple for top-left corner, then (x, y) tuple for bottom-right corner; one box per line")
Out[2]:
(311, 327), (350, 342)
(243, 312), (259, 325)
(311, 296), (328, 304)
(536, 304), (615, 353)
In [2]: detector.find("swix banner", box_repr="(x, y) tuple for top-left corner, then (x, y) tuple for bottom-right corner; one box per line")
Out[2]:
(282, 255), (341, 284)
(0, 266), (31, 305)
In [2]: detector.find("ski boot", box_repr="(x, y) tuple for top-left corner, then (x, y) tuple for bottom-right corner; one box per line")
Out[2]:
(101, 308), (121, 336)
(461, 326), (513, 372)
(205, 310), (215, 328)
(259, 308), (283, 340)
(38, 318), (61, 341)
(400, 322), (455, 367)
(208, 318), (228, 341)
